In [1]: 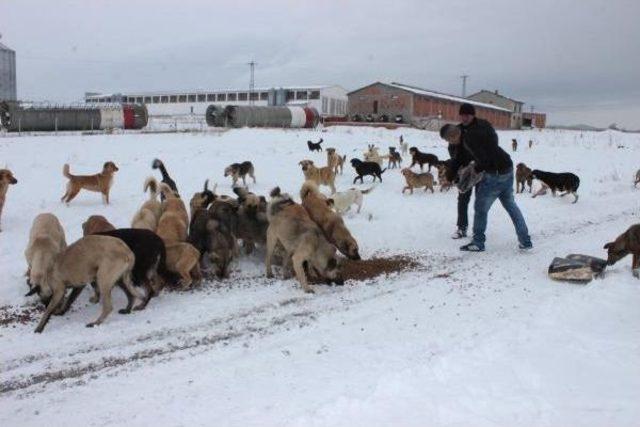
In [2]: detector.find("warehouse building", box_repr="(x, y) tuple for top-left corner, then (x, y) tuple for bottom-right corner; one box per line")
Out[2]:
(0, 40), (17, 101)
(522, 111), (546, 128)
(85, 85), (348, 118)
(347, 82), (511, 129)
(467, 89), (524, 129)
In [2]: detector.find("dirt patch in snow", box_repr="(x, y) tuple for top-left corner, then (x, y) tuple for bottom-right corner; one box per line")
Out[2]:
(338, 255), (420, 282)
(0, 304), (43, 328)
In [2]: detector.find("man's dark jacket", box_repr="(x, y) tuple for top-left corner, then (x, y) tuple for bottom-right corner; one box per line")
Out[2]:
(456, 118), (512, 174)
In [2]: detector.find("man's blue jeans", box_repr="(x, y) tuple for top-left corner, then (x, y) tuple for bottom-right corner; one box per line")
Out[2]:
(472, 169), (531, 249)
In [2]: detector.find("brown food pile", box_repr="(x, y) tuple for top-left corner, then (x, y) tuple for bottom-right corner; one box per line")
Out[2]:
(314, 255), (420, 283)
(0, 304), (43, 327)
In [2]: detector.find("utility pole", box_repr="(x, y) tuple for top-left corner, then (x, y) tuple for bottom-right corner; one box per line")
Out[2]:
(530, 105), (535, 114)
(248, 60), (257, 105)
(460, 74), (468, 97)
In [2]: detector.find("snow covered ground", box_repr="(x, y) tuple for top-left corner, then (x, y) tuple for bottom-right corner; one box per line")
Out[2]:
(1, 126), (639, 427)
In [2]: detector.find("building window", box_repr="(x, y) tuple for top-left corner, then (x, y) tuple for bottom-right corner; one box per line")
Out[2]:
(188, 94), (196, 102)
(310, 91), (320, 100)
(250, 92), (259, 101)
(136, 97), (143, 103)
(286, 91), (295, 101)
(143, 96), (151, 103)
(207, 94), (215, 102)
(152, 96), (159, 103)
(330, 99), (337, 115)
(260, 92), (269, 100)
(178, 95), (187, 103)
(228, 93), (237, 101)
(296, 91), (308, 100)
(197, 94), (206, 102)
(217, 93), (227, 101)
(170, 95), (177, 103)
(238, 92), (248, 101)
(322, 97), (328, 113)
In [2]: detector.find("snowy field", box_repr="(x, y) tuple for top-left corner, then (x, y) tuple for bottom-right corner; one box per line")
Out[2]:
(1, 126), (639, 427)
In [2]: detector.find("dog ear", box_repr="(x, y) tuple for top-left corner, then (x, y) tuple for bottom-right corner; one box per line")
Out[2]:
(603, 242), (613, 250)
(326, 198), (334, 207)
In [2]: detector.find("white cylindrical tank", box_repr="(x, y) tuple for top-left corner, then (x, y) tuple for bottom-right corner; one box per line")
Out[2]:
(288, 106), (307, 128)
(99, 107), (124, 129)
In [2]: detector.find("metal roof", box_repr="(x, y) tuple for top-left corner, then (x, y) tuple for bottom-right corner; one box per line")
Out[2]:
(467, 89), (524, 105)
(387, 83), (511, 112)
(85, 85), (340, 98)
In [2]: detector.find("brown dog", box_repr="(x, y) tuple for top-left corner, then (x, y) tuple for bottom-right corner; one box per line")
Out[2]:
(299, 160), (336, 194)
(131, 177), (162, 231)
(266, 187), (344, 293)
(511, 138), (518, 152)
(61, 162), (119, 204)
(0, 168), (17, 231)
(300, 181), (360, 260)
(25, 213), (67, 289)
(82, 215), (116, 236)
(30, 235), (140, 333)
(326, 148), (346, 175)
(515, 163), (533, 193)
(436, 164), (452, 192)
(156, 183), (189, 243)
(604, 224), (640, 278)
(401, 168), (434, 194)
(165, 242), (202, 290)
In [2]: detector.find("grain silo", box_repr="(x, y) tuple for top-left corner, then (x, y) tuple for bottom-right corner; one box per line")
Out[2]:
(0, 38), (17, 101)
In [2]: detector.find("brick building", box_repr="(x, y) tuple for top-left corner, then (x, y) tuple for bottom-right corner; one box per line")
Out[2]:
(467, 89), (524, 129)
(347, 82), (512, 130)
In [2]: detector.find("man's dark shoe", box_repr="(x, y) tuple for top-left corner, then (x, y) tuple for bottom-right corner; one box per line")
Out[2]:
(460, 243), (485, 252)
(451, 228), (467, 239)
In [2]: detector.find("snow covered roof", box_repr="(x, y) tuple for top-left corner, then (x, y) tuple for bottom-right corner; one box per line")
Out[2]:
(85, 85), (339, 98)
(467, 89), (524, 105)
(387, 82), (511, 113)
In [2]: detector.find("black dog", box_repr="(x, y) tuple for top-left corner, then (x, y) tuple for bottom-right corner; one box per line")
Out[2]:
(531, 169), (580, 203)
(307, 138), (324, 152)
(351, 158), (387, 183)
(152, 158), (179, 200)
(409, 147), (439, 171)
(388, 147), (402, 169)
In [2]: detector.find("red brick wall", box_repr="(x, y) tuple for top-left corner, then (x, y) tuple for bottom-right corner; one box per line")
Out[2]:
(347, 84), (413, 119)
(413, 95), (511, 129)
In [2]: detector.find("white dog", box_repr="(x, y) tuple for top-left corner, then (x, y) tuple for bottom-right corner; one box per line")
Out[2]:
(399, 140), (409, 156)
(327, 186), (375, 214)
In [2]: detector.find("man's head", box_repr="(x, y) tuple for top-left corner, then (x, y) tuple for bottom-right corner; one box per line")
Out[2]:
(439, 124), (462, 145)
(459, 103), (476, 126)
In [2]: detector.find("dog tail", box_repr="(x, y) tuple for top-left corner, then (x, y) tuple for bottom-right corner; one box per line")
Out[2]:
(159, 182), (176, 199)
(144, 176), (158, 200)
(380, 168), (388, 175)
(360, 186), (376, 195)
(62, 163), (72, 178)
(269, 187), (281, 198)
(299, 180), (320, 200)
(203, 179), (209, 192)
(341, 154), (346, 162)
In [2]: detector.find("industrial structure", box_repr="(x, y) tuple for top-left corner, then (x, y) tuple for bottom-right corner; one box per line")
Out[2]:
(85, 85), (348, 118)
(347, 82), (512, 129)
(0, 40), (17, 101)
(206, 105), (319, 128)
(0, 101), (147, 132)
(467, 90), (524, 129)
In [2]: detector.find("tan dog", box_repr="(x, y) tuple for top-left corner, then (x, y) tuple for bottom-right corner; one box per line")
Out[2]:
(436, 164), (453, 192)
(82, 215), (116, 236)
(131, 177), (163, 231)
(401, 168), (435, 194)
(156, 183), (189, 243)
(25, 213), (67, 290)
(326, 148), (346, 175)
(515, 163), (534, 193)
(604, 224), (640, 278)
(266, 187), (344, 293)
(61, 161), (119, 204)
(299, 160), (336, 194)
(165, 242), (202, 290)
(0, 169), (17, 231)
(30, 235), (140, 333)
(300, 181), (360, 260)
(364, 144), (386, 166)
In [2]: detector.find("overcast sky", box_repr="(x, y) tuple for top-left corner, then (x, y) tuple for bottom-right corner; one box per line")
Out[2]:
(1, 0), (639, 128)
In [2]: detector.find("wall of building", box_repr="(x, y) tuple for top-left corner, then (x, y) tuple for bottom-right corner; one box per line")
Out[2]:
(522, 112), (546, 128)
(467, 91), (523, 129)
(347, 83), (413, 120)
(0, 46), (17, 101)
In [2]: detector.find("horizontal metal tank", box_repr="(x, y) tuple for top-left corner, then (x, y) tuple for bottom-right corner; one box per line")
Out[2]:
(289, 106), (307, 127)
(224, 105), (292, 128)
(205, 105), (226, 127)
(0, 102), (148, 132)
(303, 107), (320, 128)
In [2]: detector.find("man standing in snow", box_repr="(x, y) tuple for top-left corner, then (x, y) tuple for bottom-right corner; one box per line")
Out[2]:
(440, 103), (532, 252)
